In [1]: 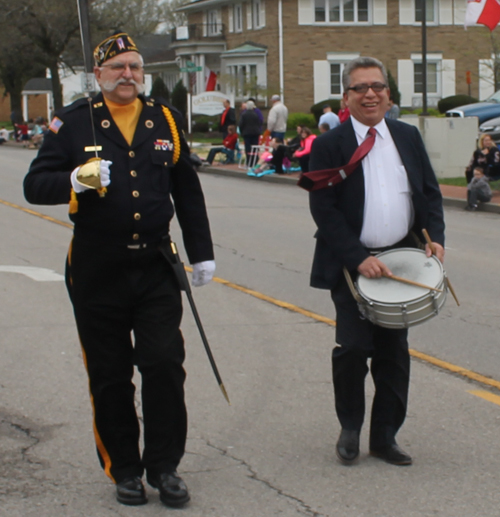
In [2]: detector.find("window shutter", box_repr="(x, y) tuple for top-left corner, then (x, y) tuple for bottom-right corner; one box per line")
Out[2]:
(441, 59), (455, 97)
(439, 0), (453, 25)
(479, 60), (494, 100)
(397, 59), (414, 107)
(228, 6), (234, 32)
(313, 60), (331, 104)
(203, 11), (207, 36)
(399, 0), (413, 25)
(372, 0), (387, 25)
(259, 0), (266, 27)
(247, 2), (253, 29)
(298, 0), (313, 24)
(217, 9), (223, 33)
(453, 0), (466, 25)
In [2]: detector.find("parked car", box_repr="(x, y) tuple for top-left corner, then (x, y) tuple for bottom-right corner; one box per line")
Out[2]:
(446, 90), (500, 124)
(478, 116), (500, 144)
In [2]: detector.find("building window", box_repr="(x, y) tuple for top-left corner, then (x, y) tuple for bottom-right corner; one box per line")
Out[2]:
(315, 0), (369, 23)
(234, 4), (243, 32)
(207, 10), (221, 35)
(252, 0), (264, 28)
(330, 64), (342, 95)
(415, 0), (435, 23)
(414, 62), (438, 94)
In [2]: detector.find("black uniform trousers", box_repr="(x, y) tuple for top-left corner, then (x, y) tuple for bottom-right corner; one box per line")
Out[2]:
(330, 275), (410, 449)
(66, 237), (187, 483)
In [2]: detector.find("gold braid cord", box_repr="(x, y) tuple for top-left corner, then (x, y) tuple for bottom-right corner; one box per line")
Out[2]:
(162, 106), (181, 164)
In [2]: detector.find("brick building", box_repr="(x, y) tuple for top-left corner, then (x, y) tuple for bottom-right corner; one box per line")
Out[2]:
(174, 0), (497, 112)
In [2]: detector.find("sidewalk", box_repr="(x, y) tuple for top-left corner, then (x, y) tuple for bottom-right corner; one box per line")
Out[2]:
(199, 162), (500, 214)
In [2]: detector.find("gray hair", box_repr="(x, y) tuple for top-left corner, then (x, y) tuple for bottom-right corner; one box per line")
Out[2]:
(271, 94), (281, 102)
(342, 56), (388, 91)
(246, 100), (255, 110)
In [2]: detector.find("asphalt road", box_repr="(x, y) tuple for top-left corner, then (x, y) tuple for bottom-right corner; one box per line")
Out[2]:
(1, 147), (500, 516)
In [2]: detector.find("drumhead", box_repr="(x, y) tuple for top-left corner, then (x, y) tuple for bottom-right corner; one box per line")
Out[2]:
(356, 248), (444, 304)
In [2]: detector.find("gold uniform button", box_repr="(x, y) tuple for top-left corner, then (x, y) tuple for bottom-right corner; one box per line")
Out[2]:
(130, 170), (137, 177)
(132, 190), (140, 197)
(134, 213), (141, 220)
(129, 151), (135, 158)
(132, 233), (139, 240)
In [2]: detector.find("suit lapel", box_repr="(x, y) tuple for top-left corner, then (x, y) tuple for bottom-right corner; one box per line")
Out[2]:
(386, 119), (419, 188)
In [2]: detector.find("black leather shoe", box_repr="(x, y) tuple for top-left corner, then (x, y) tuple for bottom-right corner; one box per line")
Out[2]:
(336, 429), (360, 464)
(147, 471), (190, 508)
(116, 476), (147, 506)
(370, 444), (412, 465)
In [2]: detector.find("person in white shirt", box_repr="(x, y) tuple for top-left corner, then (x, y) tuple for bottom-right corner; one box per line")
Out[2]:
(267, 94), (288, 139)
(307, 56), (444, 468)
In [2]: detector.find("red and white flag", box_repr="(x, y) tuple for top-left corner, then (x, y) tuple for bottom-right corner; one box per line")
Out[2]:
(205, 67), (217, 91)
(465, 0), (500, 31)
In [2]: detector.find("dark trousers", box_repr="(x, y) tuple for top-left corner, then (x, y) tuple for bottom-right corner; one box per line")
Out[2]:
(298, 154), (310, 172)
(330, 276), (410, 448)
(66, 238), (186, 483)
(467, 189), (491, 206)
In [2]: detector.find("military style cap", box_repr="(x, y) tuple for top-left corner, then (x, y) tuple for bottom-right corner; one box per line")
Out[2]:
(93, 31), (140, 67)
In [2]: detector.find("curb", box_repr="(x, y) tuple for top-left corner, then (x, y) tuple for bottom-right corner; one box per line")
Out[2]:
(199, 165), (500, 214)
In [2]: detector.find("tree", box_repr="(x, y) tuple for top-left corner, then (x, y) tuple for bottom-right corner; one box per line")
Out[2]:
(151, 76), (170, 102)
(171, 79), (187, 121)
(387, 70), (401, 107)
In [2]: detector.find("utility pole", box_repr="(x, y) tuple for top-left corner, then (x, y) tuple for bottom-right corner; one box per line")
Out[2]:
(421, 0), (428, 116)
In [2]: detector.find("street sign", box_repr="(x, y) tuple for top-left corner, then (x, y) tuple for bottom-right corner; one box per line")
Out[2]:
(180, 66), (202, 72)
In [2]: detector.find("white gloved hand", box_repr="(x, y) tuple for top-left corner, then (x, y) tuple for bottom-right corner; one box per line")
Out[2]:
(70, 159), (113, 193)
(191, 260), (216, 287)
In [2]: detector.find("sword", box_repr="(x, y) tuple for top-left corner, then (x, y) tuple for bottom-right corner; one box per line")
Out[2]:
(159, 240), (230, 405)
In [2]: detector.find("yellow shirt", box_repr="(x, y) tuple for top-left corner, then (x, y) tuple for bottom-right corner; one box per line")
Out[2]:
(105, 98), (143, 146)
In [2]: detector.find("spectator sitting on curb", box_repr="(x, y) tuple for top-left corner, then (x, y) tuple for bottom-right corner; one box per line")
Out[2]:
(203, 125), (238, 165)
(465, 165), (492, 211)
(0, 126), (10, 144)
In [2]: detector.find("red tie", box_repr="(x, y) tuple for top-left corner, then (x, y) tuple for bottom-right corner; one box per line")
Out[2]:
(298, 127), (377, 192)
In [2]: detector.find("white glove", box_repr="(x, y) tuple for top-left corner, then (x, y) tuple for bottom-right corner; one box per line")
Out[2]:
(70, 159), (112, 193)
(191, 260), (216, 287)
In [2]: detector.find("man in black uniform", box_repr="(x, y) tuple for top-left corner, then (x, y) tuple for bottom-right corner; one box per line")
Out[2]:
(24, 32), (215, 508)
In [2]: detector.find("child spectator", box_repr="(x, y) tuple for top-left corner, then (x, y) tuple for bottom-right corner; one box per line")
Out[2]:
(252, 137), (288, 175)
(466, 165), (492, 211)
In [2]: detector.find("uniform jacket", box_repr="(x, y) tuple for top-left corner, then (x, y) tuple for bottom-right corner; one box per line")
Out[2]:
(24, 93), (213, 264)
(308, 117), (445, 290)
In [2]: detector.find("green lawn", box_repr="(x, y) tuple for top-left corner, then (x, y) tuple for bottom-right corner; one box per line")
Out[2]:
(438, 177), (467, 187)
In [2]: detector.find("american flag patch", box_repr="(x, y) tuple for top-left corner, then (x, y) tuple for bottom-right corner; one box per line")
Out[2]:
(49, 117), (64, 134)
(117, 38), (125, 50)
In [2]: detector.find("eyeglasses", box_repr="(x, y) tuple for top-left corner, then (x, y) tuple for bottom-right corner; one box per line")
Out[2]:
(346, 82), (387, 94)
(100, 62), (143, 73)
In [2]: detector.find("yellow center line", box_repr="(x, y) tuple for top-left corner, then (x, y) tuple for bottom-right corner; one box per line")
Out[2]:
(468, 390), (500, 406)
(6, 199), (500, 393)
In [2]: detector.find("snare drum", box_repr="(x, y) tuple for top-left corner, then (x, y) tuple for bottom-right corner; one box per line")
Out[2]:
(355, 248), (447, 329)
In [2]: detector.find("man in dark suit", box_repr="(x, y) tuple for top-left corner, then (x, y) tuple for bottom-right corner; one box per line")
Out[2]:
(220, 98), (236, 139)
(308, 56), (445, 466)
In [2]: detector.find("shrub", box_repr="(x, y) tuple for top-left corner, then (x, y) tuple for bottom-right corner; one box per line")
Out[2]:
(438, 95), (478, 114)
(171, 80), (188, 121)
(387, 70), (401, 107)
(151, 76), (170, 102)
(192, 115), (219, 133)
(287, 112), (317, 130)
(310, 99), (341, 123)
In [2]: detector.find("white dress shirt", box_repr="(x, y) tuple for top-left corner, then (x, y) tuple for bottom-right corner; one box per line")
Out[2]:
(351, 117), (414, 249)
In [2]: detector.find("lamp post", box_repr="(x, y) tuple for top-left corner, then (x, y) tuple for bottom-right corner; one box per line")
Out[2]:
(421, 0), (428, 116)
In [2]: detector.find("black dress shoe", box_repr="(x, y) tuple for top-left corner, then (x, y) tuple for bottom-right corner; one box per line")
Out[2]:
(370, 444), (412, 465)
(116, 476), (148, 506)
(336, 429), (360, 464)
(147, 471), (190, 507)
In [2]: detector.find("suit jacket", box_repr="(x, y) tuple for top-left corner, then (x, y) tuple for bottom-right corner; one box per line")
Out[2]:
(308, 118), (445, 290)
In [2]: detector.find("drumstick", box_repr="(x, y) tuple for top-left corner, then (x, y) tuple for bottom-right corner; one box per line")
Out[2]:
(382, 273), (443, 292)
(422, 229), (460, 306)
